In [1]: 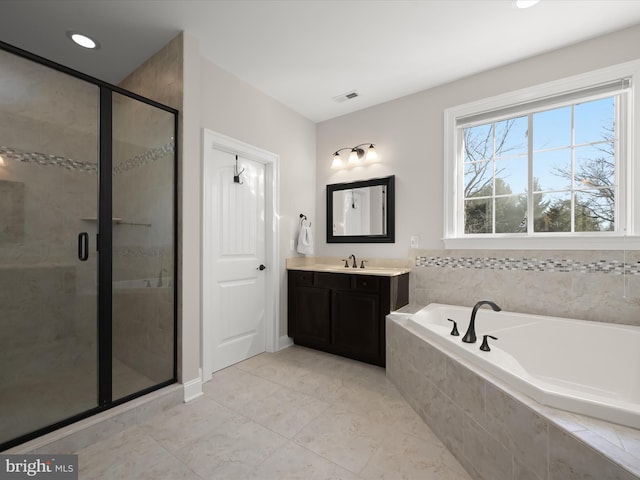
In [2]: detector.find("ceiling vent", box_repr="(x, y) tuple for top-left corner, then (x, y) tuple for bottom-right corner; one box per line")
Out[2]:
(332, 90), (359, 103)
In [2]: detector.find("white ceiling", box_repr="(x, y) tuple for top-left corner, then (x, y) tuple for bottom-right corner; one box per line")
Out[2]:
(2, 0), (640, 122)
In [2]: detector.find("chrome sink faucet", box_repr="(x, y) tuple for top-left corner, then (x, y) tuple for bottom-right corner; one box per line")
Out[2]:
(462, 300), (501, 344)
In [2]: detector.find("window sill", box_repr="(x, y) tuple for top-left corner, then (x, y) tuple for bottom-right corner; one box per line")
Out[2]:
(442, 235), (640, 251)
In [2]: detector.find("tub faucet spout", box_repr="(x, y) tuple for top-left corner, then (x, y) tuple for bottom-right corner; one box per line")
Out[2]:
(462, 300), (501, 344)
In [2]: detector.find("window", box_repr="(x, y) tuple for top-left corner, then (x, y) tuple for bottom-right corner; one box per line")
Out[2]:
(444, 62), (640, 249)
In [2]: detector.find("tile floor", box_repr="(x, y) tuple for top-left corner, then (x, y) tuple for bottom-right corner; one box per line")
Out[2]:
(76, 346), (472, 479)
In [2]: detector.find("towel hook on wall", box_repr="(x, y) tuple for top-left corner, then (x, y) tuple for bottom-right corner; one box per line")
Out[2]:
(300, 213), (311, 226)
(233, 155), (245, 184)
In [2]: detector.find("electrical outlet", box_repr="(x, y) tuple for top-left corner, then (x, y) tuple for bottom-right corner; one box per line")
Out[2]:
(290, 239), (295, 251)
(410, 235), (419, 248)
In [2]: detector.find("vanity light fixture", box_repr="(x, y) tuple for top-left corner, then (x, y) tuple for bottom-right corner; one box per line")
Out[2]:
(67, 31), (100, 49)
(331, 143), (377, 169)
(0, 155), (5, 167)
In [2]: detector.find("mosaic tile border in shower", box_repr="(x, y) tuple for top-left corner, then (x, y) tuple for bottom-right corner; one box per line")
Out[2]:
(113, 139), (175, 175)
(0, 145), (97, 172)
(0, 139), (174, 175)
(415, 256), (640, 275)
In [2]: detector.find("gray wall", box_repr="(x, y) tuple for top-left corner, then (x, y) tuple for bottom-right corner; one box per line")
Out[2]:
(181, 32), (317, 386)
(316, 24), (640, 258)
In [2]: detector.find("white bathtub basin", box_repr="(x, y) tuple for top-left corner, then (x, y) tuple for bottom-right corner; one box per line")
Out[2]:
(404, 303), (640, 429)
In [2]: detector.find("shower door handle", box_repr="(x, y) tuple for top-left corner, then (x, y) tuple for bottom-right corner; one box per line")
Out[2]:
(78, 232), (89, 261)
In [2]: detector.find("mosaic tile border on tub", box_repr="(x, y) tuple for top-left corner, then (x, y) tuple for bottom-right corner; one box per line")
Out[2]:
(415, 256), (640, 275)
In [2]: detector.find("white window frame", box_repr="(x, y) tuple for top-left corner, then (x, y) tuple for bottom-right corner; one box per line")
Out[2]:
(444, 60), (640, 250)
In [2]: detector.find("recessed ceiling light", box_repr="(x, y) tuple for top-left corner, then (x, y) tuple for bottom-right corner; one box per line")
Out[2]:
(66, 31), (100, 49)
(514, 0), (541, 8)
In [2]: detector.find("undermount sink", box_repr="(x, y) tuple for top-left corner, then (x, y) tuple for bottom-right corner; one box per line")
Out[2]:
(288, 264), (410, 277)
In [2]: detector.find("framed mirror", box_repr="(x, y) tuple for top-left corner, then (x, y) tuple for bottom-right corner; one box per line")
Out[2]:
(326, 175), (395, 243)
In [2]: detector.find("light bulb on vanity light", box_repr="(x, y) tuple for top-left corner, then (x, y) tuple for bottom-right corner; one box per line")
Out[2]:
(331, 152), (344, 169)
(348, 148), (361, 165)
(365, 144), (377, 162)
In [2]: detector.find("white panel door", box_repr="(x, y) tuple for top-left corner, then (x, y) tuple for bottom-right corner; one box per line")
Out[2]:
(209, 149), (266, 372)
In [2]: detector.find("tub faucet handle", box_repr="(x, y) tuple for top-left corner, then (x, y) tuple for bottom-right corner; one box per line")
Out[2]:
(447, 318), (460, 336)
(480, 335), (498, 352)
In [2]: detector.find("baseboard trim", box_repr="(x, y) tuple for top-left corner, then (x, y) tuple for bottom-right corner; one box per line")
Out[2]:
(183, 376), (203, 402)
(278, 335), (294, 351)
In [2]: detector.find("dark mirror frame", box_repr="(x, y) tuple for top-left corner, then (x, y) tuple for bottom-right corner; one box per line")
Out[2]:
(326, 175), (395, 243)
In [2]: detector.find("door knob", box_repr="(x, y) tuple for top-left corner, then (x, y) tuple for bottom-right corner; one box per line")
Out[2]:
(257, 264), (266, 271)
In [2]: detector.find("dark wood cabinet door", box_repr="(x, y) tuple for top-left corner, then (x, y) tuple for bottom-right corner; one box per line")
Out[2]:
(290, 285), (331, 343)
(288, 270), (407, 367)
(332, 290), (380, 361)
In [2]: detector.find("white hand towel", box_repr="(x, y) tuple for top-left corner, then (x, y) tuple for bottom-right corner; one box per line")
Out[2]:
(297, 223), (314, 255)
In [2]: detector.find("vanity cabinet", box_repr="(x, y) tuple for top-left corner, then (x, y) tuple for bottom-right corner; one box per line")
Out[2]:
(287, 270), (409, 367)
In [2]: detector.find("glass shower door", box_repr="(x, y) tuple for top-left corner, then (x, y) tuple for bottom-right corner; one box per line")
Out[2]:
(111, 92), (176, 400)
(0, 49), (99, 445)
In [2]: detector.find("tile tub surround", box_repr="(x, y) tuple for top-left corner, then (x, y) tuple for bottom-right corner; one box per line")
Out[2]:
(387, 312), (640, 480)
(410, 248), (640, 327)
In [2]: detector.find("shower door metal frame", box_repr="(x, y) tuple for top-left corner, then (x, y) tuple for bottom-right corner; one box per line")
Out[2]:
(0, 40), (179, 450)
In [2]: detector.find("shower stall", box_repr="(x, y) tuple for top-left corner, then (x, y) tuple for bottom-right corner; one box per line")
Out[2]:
(0, 42), (177, 449)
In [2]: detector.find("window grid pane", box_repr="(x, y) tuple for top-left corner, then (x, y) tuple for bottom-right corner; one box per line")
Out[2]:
(462, 95), (618, 235)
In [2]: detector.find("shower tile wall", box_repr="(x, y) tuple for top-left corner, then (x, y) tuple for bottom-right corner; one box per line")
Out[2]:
(410, 248), (640, 326)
